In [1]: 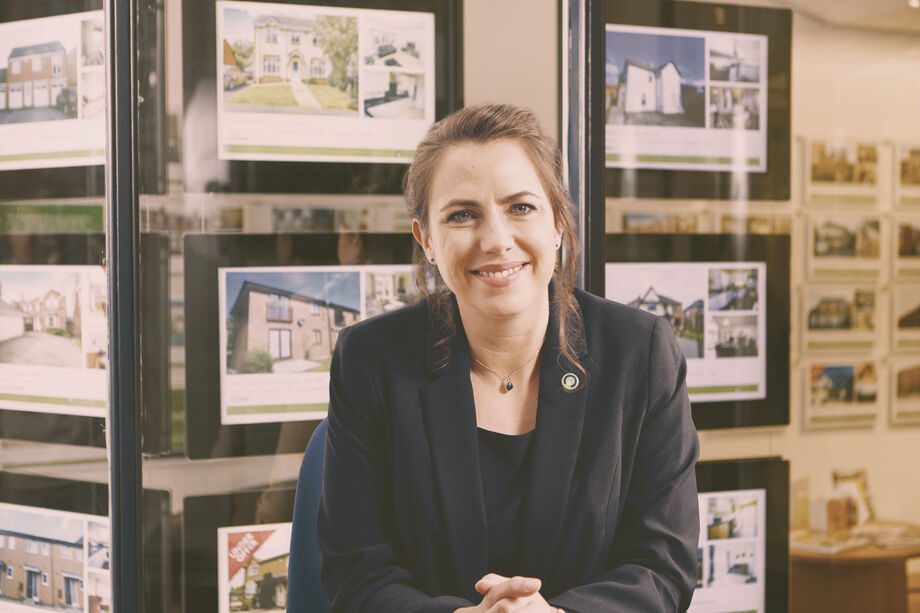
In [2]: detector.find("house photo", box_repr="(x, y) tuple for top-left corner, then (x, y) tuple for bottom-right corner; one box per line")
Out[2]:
(709, 35), (761, 82)
(222, 524), (291, 613)
(0, 505), (86, 611)
(807, 289), (875, 331)
(896, 364), (920, 400)
(622, 212), (698, 233)
(626, 286), (704, 359)
(900, 145), (920, 186)
(708, 268), (758, 311)
(810, 141), (878, 186)
(711, 314), (758, 358)
(365, 268), (418, 319)
(707, 541), (758, 588)
(813, 218), (880, 258)
(221, 4), (358, 116)
(224, 270), (360, 375)
(605, 29), (705, 127)
(706, 494), (759, 539)
(810, 365), (855, 405)
(709, 86), (760, 130)
(363, 71), (425, 119)
(898, 222), (920, 257)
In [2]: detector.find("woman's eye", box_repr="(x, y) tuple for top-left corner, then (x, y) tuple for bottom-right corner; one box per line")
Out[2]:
(447, 210), (473, 223)
(510, 203), (535, 215)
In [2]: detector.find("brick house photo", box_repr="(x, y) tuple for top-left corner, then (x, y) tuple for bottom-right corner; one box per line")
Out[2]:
(225, 271), (360, 375)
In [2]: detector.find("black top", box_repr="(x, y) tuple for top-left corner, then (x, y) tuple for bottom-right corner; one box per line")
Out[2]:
(477, 427), (535, 577)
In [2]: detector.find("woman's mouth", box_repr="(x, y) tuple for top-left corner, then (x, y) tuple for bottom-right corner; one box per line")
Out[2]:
(471, 263), (527, 279)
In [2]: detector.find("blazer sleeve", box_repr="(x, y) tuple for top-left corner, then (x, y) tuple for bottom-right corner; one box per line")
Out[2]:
(316, 325), (474, 613)
(550, 317), (701, 613)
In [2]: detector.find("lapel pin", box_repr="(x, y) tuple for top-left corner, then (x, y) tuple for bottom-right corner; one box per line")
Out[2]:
(561, 373), (579, 391)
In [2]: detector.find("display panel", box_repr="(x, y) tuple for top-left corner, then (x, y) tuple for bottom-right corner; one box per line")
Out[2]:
(183, 0), (461, 194)
(184, 488), (296, 613)
(691, 457), (788, 613)
(184, 232), (415, 458)
(0, 0), (166, 198)
(606, 233), (789, 429)
(604, 0), (791, 200)
(218, 1), (435, 164)
(0, 234), (171, 453)
(606, 261), (767, 403)
(605, 25), (767, 173)
(802, 358), (879, 429)
(0, 471), (173, 613)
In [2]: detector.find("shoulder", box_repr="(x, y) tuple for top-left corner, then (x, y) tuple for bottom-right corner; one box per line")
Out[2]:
(574, 287), (662, 345)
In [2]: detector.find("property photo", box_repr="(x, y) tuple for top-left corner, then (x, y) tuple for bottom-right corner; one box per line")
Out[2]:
(711, 314), (758, 358)
(610, 264), (705, 360)
(86, 570), (112, 613)
(361, 14), (427, 71)
(605, 29), (706, 127)
(622, 212), (698, 233)
(806, 289), (875, 331)
(221, 4), (358, 116)
(896, 288), (920, 329)
(708, 35), (761, 82)
(707, 541), (758, 588)
(708, 268), (758, 311)
(813, 218), (880, 258)
(897, 364), (920, 400)
(365, 268), (418, 319)
(86, 520), (109, 570)
(810, 362), (877, 406)
(0, 13), (82, 124)
(900, 145), (920, 186)
(706, 494), (759, 539)
(709, 86), (760, 130)
(0, 268), (107, 370)
(0, 504), (87, 611)
(221, 523), (292, 613)
(898, 221), (920, 257)
(79, 69), (105, 119)
(224, 269), (360, 375)
(809, 141), (878, 186)
(362, 71), (424, 119)
(80, 16), (104, 67)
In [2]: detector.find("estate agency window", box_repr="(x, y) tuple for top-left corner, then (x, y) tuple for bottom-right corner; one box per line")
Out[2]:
(269, 329), (292, 360)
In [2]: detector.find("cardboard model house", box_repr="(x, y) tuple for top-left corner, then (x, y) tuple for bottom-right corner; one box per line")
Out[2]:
(620, 58), (683, 115)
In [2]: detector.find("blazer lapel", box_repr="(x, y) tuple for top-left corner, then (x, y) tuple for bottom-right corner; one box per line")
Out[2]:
(521, 298), (590, 579)
(419, 309), (487, 600)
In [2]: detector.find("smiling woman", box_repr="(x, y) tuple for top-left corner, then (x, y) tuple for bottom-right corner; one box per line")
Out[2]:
(301, 104), (701, 613)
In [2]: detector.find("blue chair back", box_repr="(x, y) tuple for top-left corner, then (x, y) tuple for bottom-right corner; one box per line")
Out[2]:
(287, 419), (330, 612)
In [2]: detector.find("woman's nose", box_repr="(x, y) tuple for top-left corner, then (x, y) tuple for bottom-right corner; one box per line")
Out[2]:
(478, 211), (514, 253)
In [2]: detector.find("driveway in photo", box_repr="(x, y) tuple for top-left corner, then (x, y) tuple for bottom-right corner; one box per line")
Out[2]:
(0, 331), (82, 367)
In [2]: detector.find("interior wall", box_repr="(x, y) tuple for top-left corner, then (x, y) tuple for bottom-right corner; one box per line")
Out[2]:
(692, 6), (920, 527)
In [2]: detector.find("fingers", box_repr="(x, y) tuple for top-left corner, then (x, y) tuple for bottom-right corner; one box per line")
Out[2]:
(481, 575), (542, 603)
(475, 573), (509, 594)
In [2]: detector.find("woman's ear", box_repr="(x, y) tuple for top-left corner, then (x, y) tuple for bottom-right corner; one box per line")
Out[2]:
(412, 219), (431, 255)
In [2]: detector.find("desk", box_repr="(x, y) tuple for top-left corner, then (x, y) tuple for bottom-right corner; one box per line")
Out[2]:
(790, 539), (920, 613)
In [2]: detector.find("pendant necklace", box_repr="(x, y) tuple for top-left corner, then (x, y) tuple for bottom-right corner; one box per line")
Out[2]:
(470, 347), (542, 392)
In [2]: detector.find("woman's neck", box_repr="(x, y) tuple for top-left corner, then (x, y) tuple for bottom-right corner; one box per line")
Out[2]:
(457, 298), (550, 376)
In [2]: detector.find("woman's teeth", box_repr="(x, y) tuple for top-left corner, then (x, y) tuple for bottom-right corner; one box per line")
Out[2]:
(477, 265), (523, 278)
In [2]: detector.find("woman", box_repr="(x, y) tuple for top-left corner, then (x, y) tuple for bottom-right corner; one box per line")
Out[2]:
(315, 104), (699, 612)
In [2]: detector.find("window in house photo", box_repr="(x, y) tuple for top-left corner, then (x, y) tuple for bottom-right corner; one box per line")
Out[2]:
(266, 26), (277, 43)
(313, 329), (322, 345)
(32, 57), (41, 72)
(292, 31), (300, 44)
(41, 542), (49, 556)
(11, 60), (20, 74)
(62, 545), (72, 559)
(52, 55), (63, 76)
(27, 539), (38, 553)
(269, 328), (292, 360)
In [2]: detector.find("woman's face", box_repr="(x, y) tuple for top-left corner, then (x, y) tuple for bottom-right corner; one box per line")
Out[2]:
(413, 139), (561, 323)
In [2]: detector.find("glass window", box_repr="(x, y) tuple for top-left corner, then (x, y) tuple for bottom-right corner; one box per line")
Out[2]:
(42, 572), (48, 586)
(51, 54), (62, 76)
(8, 536), (14, 550)
(265, 26), (277, 43)
(11, 59), (20, 74)
(62, 545), (72, 560)
(41, 541), (49, 556)
(291, 31), (299, 44)
(27, 538), (38, 553)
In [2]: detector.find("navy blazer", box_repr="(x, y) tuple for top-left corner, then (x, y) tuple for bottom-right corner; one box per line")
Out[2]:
(316, 288), (700, 612)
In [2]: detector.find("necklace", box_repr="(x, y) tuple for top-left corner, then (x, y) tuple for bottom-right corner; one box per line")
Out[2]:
(470, 347), (542, 392)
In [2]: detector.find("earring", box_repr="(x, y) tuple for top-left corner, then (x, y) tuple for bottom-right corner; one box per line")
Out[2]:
(554, 239), (561, 250)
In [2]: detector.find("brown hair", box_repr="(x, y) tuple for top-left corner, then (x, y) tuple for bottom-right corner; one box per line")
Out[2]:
(404, 103), (583, 373)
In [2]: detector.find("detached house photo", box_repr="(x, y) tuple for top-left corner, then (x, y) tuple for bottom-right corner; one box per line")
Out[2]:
(605, 29), (705, 127)
(221, 5), (358, 115)
(627, 286), (704, 359)
(225, 271), (359, 375)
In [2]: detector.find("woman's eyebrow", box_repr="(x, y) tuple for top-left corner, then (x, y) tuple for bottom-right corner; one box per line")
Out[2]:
(439, 198), (482, 212)
(498, 190), (540, 203)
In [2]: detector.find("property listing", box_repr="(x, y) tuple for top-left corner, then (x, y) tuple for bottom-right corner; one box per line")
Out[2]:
(0, 265), (107, 417)
(606, 261), (768, 402)
(218, 522), (292, 613)
(0, 11), (105, 171)
(0, 502), (110, 612)
(605, 24), (768, 172)
(688, 489), (767, 613)
(217, 1), (436, 163)
(218, 264), (416, 425)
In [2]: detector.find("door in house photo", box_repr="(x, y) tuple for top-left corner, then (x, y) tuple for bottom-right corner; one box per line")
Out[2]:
(63, 575), (82, 607)
(25, 568), (40, 602)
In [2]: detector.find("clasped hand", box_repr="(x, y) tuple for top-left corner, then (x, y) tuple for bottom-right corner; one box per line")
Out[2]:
(455, 574), (561, 613)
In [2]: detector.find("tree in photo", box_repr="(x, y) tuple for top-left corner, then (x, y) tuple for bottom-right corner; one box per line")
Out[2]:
(230, 40), (253, 70)
(313, 15), (357, 94)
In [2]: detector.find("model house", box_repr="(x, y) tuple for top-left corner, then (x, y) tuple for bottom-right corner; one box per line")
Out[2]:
(0, 530), (85, 608)
(619, 58), (683, 115)
(243, 552), (288, 609)
(252, 15), (331, 85)
(6, 41), (68, 110)
(228, 281), (358, 373)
